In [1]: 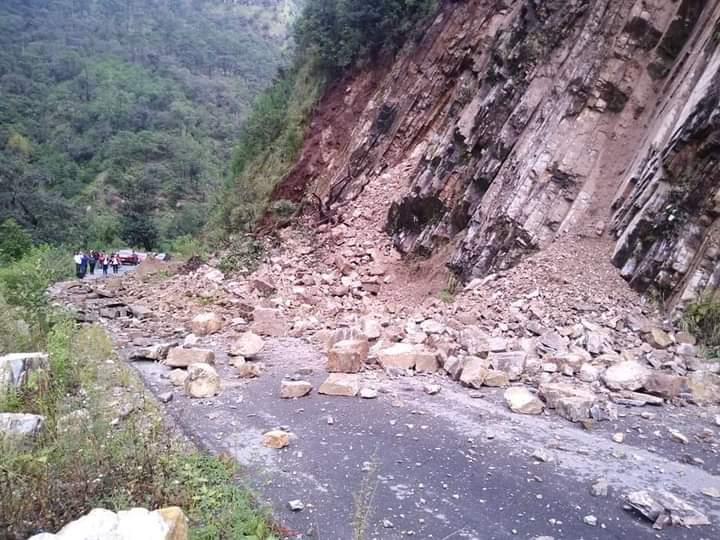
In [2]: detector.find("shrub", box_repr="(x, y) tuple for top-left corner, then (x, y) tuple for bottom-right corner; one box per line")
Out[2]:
(683, 295), (720, 356)
(218, 236), (265, 274)
(0, 218), (33, 264)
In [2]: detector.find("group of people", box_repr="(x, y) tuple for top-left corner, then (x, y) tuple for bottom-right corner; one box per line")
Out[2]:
(73, 250), (120, 279)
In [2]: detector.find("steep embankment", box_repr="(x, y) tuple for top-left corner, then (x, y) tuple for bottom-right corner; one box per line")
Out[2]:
(276, 0), (720, 312)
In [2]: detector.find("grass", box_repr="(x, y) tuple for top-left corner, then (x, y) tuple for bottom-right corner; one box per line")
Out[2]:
(352, 458), (379, 540)
(683, 295), (720, 358)
(0, 320), (277, 539)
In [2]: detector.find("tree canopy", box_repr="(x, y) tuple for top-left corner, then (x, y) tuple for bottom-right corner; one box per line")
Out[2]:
(0, 0), (298, 249)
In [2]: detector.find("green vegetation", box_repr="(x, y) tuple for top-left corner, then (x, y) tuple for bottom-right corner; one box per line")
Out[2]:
(683, 295), (720, 357)
(0, 0), (298, 249)
(0, 249), (276, 538)
(214, 0), (438, 238)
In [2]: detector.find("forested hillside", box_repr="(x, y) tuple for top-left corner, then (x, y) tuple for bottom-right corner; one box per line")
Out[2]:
(0, 0), (299, 249)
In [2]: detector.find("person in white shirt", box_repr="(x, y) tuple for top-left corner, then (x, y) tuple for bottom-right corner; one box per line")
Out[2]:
(74, 252), (83, 278)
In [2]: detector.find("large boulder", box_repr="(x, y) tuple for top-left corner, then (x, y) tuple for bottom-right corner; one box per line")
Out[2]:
(377, 343), (418, 370)
(459, 357), (489, 389)
(414, 349), (440, 373)
(0, 412), (45, 446)
(164, 348), (215, 368)
(555, 397), (593, 422)
(645, 328), (673, 349)
(190, 312), (223, 336)
(184, 363), (220, 398)
(504, 387), (544, 415)
(539, 382), (597, 409)
(0, 352), (49, 392)
(327, 339), (368, 373)
(28, 507), (188, 540)
(251, 307), (288, 337)
(602, 360), (649, 391)
(229, 332), (265, 358)
(489, 351), (526, 381)
(686, 371), (720, 404)
(643, 373), (686, 399)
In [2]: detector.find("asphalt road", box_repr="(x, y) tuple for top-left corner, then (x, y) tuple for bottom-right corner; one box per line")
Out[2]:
(122, 335), (720, 540)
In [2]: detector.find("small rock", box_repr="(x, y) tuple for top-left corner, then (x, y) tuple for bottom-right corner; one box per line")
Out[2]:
(702, 487), (720, 498)
(612, 432), (625, 443)
(591, 478), (609, 497)
(531, 448), (554, 463)
(423, 384), (441, 395)
(263, 430), (290, 449)
(251, 307), (288, 337)
(288, 499), (304, 512)
(280, 380), (313, 399)
(583, 515), (598, 527)
(669, 429), (689, 444)
(158, 391), (173, 404)
(236, 360), (264, 378)
(360, 387), (378, 399)
(382, 519), (395, 529)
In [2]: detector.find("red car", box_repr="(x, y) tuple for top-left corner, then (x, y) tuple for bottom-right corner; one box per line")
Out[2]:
(117, 250), (140, 265)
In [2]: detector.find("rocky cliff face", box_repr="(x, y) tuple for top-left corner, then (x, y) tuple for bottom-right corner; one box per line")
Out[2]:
(277, 0), (720, 311)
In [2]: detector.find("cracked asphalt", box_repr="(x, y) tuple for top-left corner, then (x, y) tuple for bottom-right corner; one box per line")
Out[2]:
(115, 334), (720, 540)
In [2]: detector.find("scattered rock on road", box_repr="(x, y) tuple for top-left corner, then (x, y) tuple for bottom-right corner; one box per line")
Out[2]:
(504, 387), (544, 415)
(229, 332), (265, 358)
(184, 363), (220, 398)
(263, 430), (291, 449)
(164, 347), (215, 368)
(319, 373), (360, 397)
(625, 489), (710, 528)
(190, 312), (223, 336)
(280, 380), (312, 399)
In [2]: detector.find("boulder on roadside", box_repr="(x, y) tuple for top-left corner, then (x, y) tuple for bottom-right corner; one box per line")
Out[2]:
(0, 352), (49, 392)
(539, 382), (597, 409)
(459, 357), (489, 389)
(318, 373), (360, 397)
(0, 412), (45, 447)
(28, 506), (189, 540)
(602, 360), (648, 391)
(377, 343), (418, 371)
(483, 369), (510, 387)
(184, 363), (220, 398)
(459, 326), (490, 356)
(229, 332), (265, 358)
(327, 339), (368, 373)
(555, 396), (594, 422)
(489, 351), (526, 381)
(504, 387), (544, 415)
(164, 347), (215, 368)
(280, 380), (312, 399)
(414, 349), (440, 373)
(625, 489), (710, 528)
(190, 312), (223, 336)
(642, 373), (686, 399)
(251, 277), (277, 296)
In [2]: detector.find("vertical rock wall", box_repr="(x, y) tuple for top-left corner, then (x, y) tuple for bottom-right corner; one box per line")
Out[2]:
(279, 0), (720, 309)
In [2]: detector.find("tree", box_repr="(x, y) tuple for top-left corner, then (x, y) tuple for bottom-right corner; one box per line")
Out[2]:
(0, 218), (33, 264)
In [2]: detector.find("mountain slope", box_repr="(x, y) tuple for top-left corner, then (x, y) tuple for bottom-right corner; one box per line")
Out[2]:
(0, 0), (299, 247)
(269, 0), (720, 312)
